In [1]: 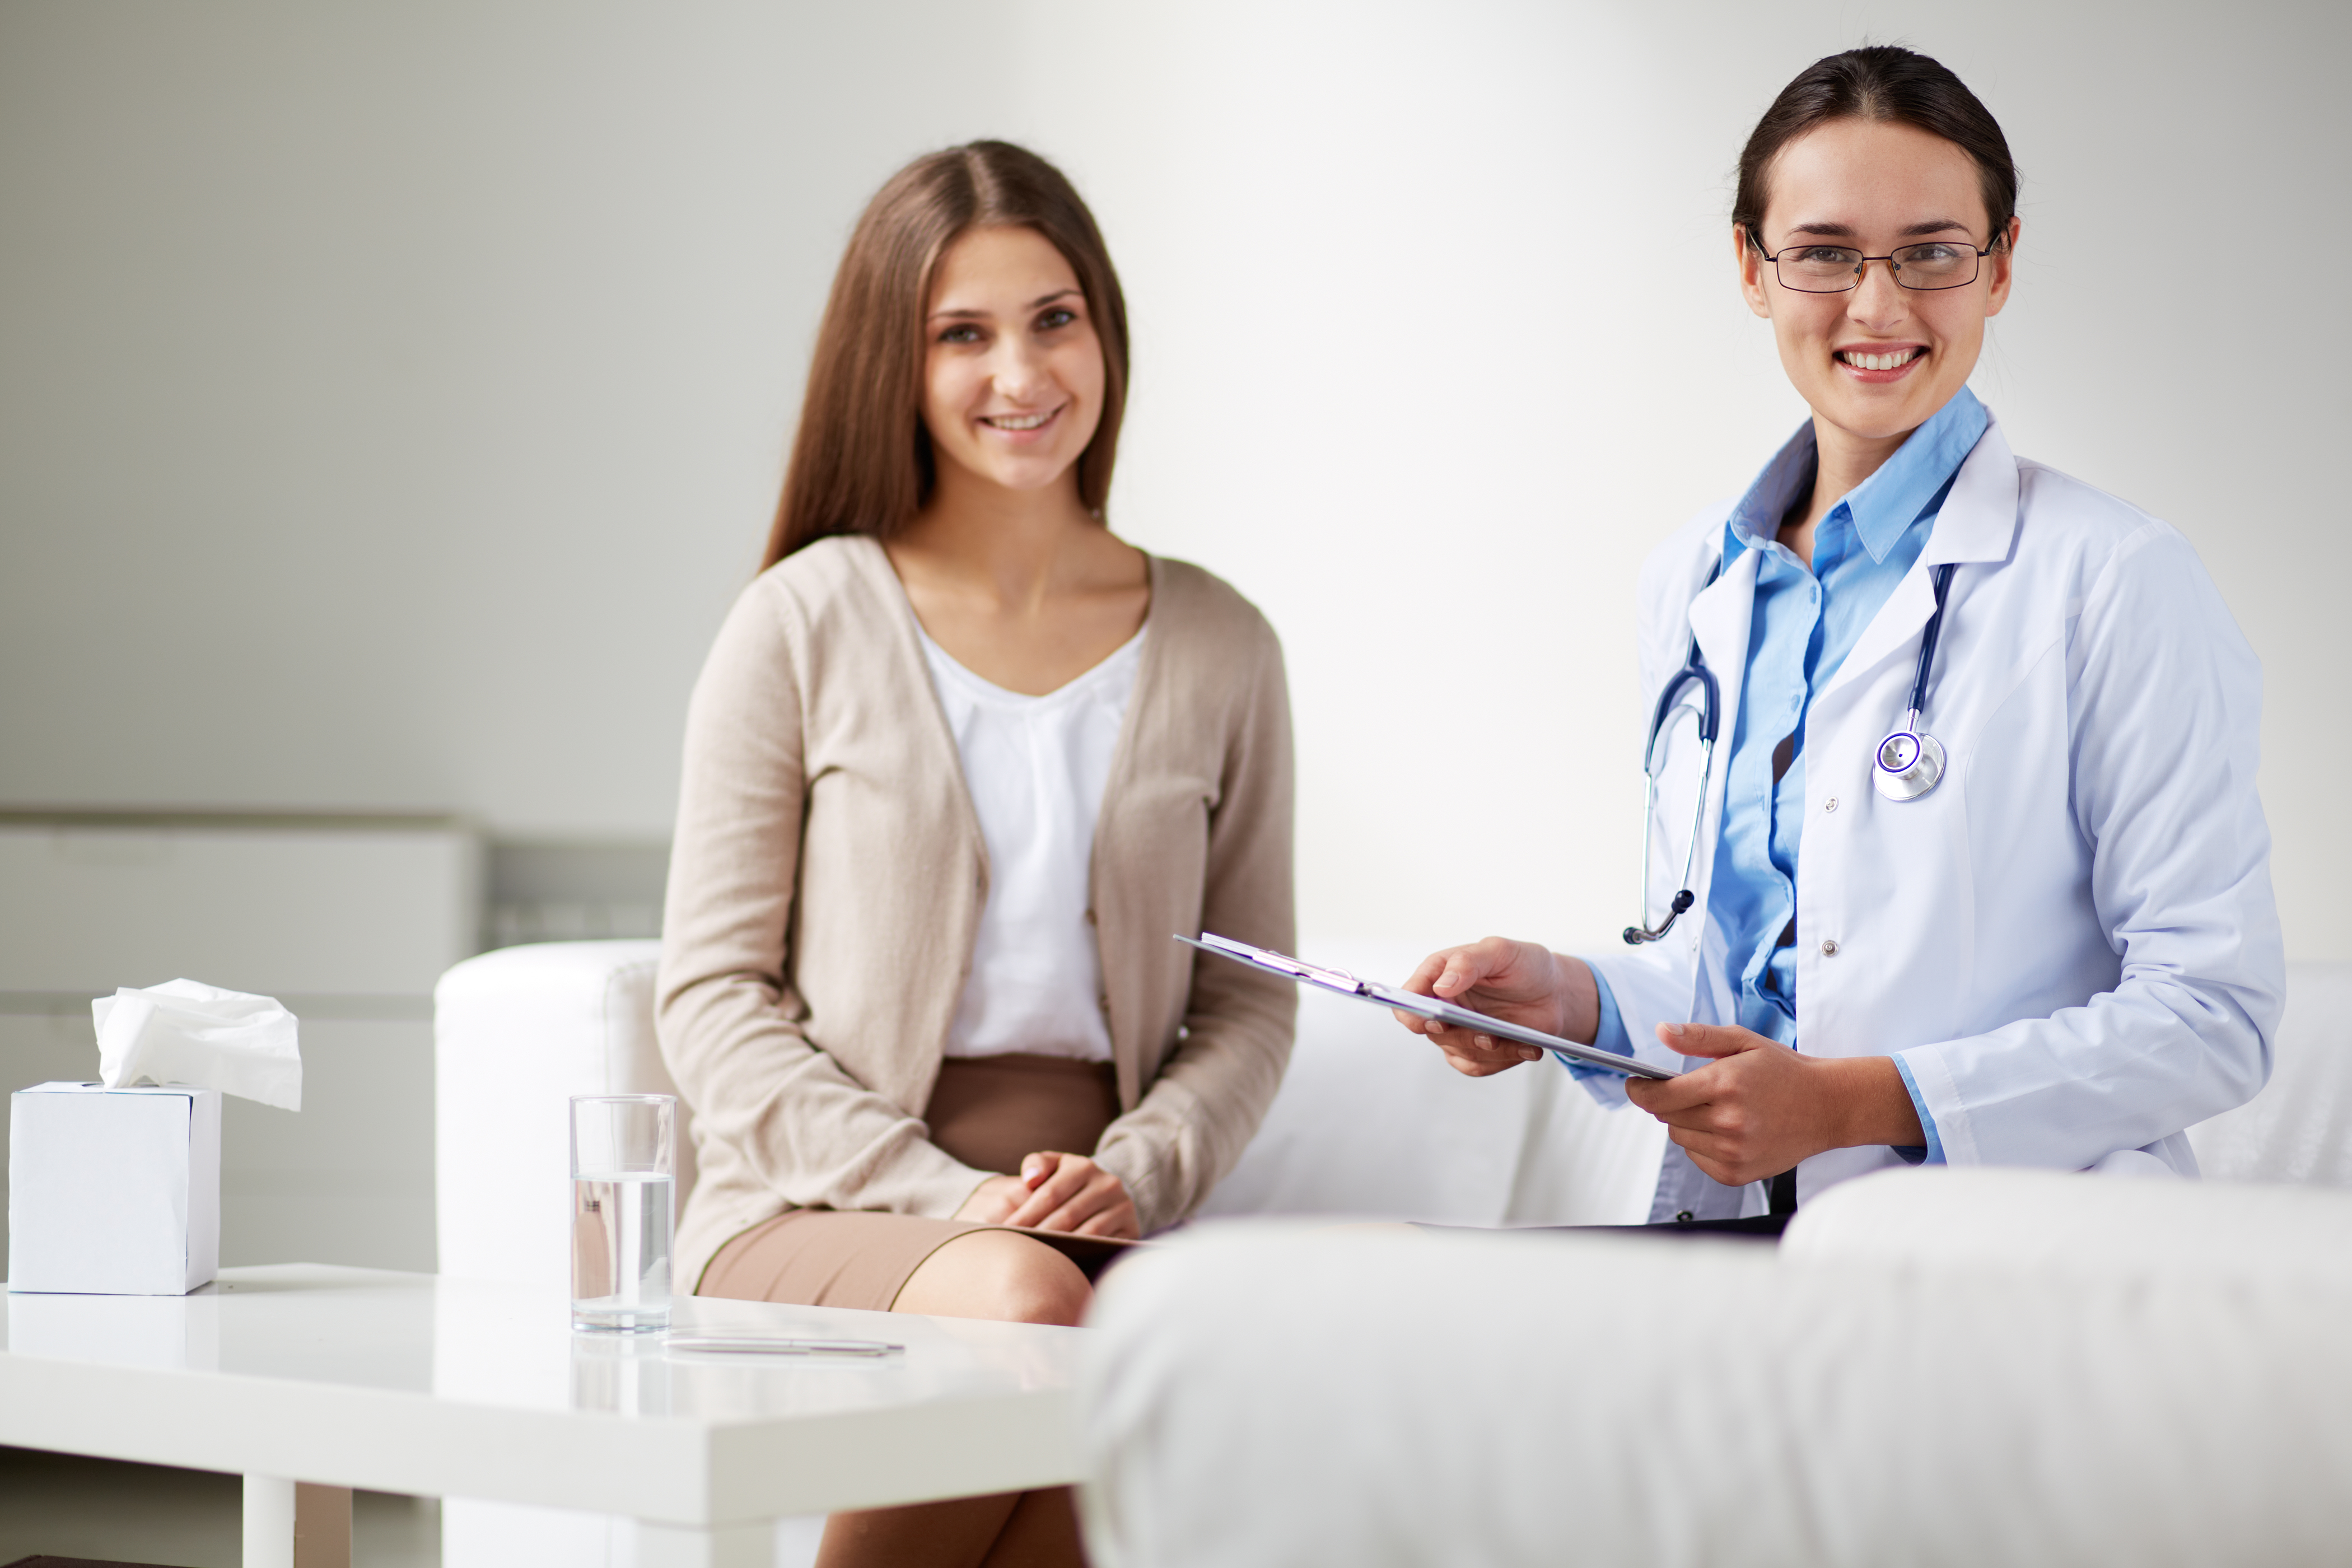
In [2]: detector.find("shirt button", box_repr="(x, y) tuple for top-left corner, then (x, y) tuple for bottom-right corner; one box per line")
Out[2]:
(1824, 797), (1838, 813)
(1821, 939), (1840, 956)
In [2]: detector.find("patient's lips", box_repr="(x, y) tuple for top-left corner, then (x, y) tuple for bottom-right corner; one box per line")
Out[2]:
(979, 403), (1065, 441)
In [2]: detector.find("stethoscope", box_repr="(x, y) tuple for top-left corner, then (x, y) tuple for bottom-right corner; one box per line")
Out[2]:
(1623, 560), (1958, 946)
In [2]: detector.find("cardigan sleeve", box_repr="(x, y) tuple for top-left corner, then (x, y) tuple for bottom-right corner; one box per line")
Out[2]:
(654, 578), (991, 1222)
(1093, 609), (1298, 1232)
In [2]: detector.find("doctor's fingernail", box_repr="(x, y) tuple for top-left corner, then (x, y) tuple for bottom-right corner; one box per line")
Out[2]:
(1662, 1021), (1687, 1038)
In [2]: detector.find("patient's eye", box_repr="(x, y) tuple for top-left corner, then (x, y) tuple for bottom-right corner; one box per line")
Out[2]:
(937, 323), (983, 344)
(1036, 306), (1077, 331)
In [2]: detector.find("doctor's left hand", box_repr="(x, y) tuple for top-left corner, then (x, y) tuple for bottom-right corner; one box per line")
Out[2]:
(1625, 1023), (1924, 1188)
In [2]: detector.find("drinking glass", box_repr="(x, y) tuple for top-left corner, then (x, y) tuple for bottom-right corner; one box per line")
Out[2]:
(570, 1094), (674, 1332)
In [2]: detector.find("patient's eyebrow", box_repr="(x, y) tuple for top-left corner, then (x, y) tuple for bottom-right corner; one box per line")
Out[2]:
(927, 288), (1082, 323)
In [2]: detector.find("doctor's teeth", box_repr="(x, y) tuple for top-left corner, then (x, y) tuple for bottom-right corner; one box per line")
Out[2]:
(1842, 349), (1919, 371)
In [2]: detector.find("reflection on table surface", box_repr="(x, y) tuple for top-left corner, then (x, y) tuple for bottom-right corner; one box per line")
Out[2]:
(3, 1264), (1082, 1424)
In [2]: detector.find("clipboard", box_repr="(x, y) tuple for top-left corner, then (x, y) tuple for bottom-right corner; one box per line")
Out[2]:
(1177, 932), (1676, 1080)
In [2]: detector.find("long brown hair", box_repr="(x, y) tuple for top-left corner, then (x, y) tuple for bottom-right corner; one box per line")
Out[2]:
(762, 141), (1131, 570)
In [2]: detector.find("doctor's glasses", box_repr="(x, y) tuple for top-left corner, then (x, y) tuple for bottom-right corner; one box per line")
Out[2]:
(1751, 237), (1999, 293)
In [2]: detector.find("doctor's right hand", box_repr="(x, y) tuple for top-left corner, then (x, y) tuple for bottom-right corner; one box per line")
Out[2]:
(1394, 937), (1602, 1077)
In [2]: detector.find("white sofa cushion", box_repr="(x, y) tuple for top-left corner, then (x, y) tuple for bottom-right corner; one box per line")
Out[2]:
(2187, 960), (2352, 1187)
(1194, 940), (1667, 1228)
(1786, 1164), (2352, 1288)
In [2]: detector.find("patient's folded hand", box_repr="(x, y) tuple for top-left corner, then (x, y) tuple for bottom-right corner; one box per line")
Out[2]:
(955, 1151), (1139, 1239)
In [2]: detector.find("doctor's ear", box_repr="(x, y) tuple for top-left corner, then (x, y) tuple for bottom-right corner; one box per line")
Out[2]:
(1983, 215), (2022, 318)
(1735, 225), (1774, 319)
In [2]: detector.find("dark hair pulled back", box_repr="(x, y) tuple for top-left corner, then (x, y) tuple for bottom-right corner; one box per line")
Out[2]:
(1734, 46), (2018, 248)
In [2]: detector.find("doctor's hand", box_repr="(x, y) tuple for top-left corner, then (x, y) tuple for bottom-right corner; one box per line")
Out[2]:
(955, 1152), (1139, 1240)
(1625, 1023), (1924, 1187)
(1393, 938), (1601, 1078)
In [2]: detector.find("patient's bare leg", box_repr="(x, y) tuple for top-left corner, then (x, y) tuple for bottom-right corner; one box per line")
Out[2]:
(890, 1228), (1091, 1325)
(814, 1230), (1091, 1568)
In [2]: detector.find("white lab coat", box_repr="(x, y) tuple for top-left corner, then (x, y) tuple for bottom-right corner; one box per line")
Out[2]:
(1585, 413), (2283, 1214)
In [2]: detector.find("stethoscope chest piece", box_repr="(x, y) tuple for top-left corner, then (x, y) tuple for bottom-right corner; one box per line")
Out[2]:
(1873, 727), (1946, 800)
(1869, 561), (1962, 805)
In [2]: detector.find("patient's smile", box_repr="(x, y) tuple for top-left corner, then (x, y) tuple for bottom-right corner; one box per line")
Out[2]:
(982, 407), (1062, 433)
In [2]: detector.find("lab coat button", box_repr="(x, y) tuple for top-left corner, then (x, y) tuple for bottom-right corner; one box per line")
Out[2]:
(1824, 796), (1838, 813)
(1821, 939), (1840, 956)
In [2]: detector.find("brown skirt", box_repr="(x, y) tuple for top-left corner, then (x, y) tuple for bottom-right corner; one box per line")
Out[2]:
(696, 1053), (1119, 1312)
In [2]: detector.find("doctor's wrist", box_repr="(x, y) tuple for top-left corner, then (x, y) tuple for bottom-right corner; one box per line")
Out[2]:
(1551, 953), (1600, 1046)
(1822, 1056), (1928, 1151)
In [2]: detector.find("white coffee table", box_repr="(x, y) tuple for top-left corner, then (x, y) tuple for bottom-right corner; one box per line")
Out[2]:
(0, 1264), (1085, 1567)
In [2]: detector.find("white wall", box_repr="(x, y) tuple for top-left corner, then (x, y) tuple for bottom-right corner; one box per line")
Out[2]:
(3, 0), (2345, 960)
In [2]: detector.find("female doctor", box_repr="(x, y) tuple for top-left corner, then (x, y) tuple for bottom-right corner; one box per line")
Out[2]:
(1397, 45), (2283, 1228)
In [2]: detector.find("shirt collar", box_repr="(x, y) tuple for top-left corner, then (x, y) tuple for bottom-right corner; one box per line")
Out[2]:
(1721, 385), (1991, 567)
(1723, 424), (1817, 563)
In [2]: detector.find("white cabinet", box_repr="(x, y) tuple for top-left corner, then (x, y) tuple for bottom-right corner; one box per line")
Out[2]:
(0, 813), (480, 1272)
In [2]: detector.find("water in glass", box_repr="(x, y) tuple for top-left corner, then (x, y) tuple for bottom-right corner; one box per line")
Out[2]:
(571, 1171), (673, 1331)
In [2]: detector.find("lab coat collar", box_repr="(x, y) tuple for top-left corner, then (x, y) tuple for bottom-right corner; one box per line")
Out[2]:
(1822, 411), (2021, 701)
(1682, 545), (1759, 939)
(1921, 411), (2020, 566)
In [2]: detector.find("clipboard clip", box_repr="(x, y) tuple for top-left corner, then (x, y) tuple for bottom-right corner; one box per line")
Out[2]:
(1189, 932), (1366, 996)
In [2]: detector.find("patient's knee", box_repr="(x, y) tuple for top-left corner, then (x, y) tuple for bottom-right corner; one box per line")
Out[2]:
(894, 1230), (1091, 1326)
(990, 1241), (1090, 1326)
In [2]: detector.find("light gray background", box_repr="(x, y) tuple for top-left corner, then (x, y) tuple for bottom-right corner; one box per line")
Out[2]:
(3, 0), (2345, 958)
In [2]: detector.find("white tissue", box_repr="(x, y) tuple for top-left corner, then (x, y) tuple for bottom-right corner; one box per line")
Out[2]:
(93, 979), (302, 1112)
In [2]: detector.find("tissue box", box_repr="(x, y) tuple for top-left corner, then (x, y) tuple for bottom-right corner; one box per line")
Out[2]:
(8, 1082), (221, 1295)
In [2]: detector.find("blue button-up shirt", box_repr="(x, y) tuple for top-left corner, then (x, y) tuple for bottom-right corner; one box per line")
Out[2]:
(1588, 388), (1990, 1166)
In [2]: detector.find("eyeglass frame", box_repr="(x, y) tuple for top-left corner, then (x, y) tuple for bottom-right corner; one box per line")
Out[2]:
(1743, 227), (2002, 294)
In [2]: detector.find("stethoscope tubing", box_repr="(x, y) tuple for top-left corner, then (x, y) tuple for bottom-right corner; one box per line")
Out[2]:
(1626, 557), (1959, 944)
(1903, 562), (1958, 726)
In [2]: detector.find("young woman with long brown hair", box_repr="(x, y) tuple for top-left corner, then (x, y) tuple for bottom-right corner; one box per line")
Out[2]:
(655, 141), (1296, 1566)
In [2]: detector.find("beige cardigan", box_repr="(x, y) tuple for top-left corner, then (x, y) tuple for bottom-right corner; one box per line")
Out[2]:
(656, 535), (1297, 1288)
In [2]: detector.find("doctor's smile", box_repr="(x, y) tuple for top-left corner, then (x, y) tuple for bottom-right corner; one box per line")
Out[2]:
(1835, 343), (1928, 379)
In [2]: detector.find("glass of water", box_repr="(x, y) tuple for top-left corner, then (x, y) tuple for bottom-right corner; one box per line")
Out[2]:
(571, 1094), (675, 1332)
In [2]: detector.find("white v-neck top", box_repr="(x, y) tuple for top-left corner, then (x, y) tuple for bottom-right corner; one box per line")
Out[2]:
(919, 625), (1146, 1061)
